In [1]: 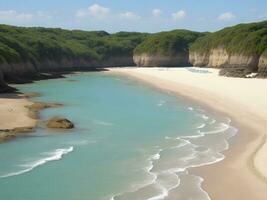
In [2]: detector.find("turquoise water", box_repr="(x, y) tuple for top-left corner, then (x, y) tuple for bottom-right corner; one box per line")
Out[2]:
(0, 72), (237, 200)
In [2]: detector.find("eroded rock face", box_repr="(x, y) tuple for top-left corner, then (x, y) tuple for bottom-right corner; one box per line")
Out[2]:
(0, 56), (135, 93)
(46, 117), (74, 129)
(134, 53), (189, 67)
(189, 48), (266, 77)
(190, 48), (259, 68)
(258, 54), (267, 77)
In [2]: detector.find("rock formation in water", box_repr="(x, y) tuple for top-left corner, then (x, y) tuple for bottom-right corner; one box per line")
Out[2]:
(46, 117), (74, 129)
(26, 102), (62, 119)
(0, 127), (34, 142)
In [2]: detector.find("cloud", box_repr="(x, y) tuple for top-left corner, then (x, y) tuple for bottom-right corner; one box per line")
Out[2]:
(172, 10), (186, 20)
(218, 12), (236, 21)
(152, 9), (162, 17)
(119, 12), (140, 20)
(0, 10), (33, 21)
(76, 4), (110, 19)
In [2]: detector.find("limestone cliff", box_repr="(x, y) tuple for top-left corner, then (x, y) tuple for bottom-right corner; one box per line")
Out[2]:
(189, 48), (264, 77)
(133, 53), (189, 67)
(133, 30), (203, 67)
(258, 53), (267, 77)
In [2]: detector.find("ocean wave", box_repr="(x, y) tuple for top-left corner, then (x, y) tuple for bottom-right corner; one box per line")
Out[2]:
(0, 146), (73, 178)
(111, 150), (162, 200)
(196, 123), (206, 129)
(198, 122), (229, 135)
(201, 114), (209, 120)
(110, 113), (237, 200)
(187, 107), (194, 111)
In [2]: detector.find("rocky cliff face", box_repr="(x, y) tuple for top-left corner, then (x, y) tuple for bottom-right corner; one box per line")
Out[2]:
(36, 56), (134, 71)
(258, 54), (267, 77)
(133, 53), (189, 67)
(189, 48), (265, 77)
(0, 56), (134, 92)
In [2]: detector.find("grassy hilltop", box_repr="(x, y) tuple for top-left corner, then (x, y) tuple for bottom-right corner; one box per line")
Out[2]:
(0, 24), (148, 65)
(134, 30), (204, 56)
(190, 20), (267, 56)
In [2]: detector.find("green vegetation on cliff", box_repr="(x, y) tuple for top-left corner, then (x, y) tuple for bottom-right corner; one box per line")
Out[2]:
(0, 24), (148, 65)
(190, 21), (267, 55)
(134, 30), (204, 56)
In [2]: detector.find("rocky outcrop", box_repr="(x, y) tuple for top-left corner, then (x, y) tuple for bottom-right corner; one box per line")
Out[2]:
(258, 54), (267, 77)
(189, 48), (264, 77)
(0, 56), (135, 92)
(0, 127), (34, 142)
(133, 53), (189, 67)
(26, 102), (62, 119)
(46, 117), (74, 129)
(0, 70), (17, 92)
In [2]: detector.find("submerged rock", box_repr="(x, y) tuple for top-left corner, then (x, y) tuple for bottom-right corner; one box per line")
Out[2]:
(26, 102), (62, 119)
(0, 127), (34, 142)
(46, 117), (74, 129)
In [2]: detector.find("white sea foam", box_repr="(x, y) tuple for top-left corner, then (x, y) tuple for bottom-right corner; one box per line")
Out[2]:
(201, 114), (209, 120)
(111, 150), (162, 200)
(0, 146), (73, 178)
(110, 113), (237, 200)
(187, 107), (194, 111)
(94, 120), (114, 126)
(196, 123), (206, 129)
(198, 122), (229, 135)
(209, 119), (216, 124)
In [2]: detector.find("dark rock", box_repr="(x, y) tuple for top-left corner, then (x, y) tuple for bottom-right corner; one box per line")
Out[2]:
(46, 117), (74, 129)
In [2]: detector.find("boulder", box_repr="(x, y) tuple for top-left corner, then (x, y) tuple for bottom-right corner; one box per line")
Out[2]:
(46, 117), (74, 129)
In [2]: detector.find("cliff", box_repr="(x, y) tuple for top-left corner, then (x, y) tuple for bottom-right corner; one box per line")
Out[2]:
(189, 21), (267, 77)
(189, 48), (261, 77)
(258, 52), (267, 77)
(133, 53), (189, 67)
(133, 30), (204, 67)
(0, 56), (134, 84)
(0, 25), (148, 91)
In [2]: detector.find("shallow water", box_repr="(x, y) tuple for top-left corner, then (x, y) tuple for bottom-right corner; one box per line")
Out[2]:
(0, 72), (237, 200)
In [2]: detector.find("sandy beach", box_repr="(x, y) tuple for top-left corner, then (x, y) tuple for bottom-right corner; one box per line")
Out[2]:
(108, 67), (267, 200)
(0, 93), (36, 140)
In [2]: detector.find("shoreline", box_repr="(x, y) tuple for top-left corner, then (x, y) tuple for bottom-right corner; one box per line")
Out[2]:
(107, 67), (267, 200)
(0, 93), (37, 142)
(0, 92), (64, 142)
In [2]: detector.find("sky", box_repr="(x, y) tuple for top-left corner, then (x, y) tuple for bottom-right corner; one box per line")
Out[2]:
(0, 0), (266, 33)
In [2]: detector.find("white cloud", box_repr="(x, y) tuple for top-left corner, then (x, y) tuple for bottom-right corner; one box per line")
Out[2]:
(172, 10), (186, 20)
(119, 11), (140, 20)
(218, 12), (236, 21)
(152, 9), (162, 17)
(76, 4), (110, 19)
(0, 10), (33, 21)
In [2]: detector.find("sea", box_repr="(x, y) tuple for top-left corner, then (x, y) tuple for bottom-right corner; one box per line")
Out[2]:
(0, 72), (237, 200)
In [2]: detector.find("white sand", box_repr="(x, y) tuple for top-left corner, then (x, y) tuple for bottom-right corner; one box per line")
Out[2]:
(0, 94), (36, 130)
(108, 67), (267, 200)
